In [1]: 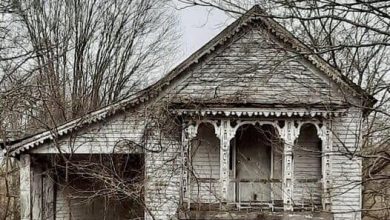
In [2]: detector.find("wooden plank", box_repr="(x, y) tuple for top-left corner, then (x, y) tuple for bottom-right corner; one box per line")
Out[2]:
(31, 166), (42, 220)
(43, 172), (55, 220)
(20, 154), (31, 220)
(179, 210), (334, 220)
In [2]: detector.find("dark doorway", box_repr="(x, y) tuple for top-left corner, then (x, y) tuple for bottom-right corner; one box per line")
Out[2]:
(233, 124), (282, 206)
(52, 154), (145, 219)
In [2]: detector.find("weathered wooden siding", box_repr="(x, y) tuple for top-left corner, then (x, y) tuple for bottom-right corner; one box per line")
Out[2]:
(54, 187), (70, 220)
(22, 161), (55, 220)
(55, 186), (133, 220)
(293, 124), (322, 208)
(31, 107), (182, 220)
(191, 124), (220, 179)
(31, 109), (148, 154)
(190, 123), (221, 203)
(331, 108), (363, 220)
(143, 121), (181, 220)
(19, 16), (366, 220)
(170, 25), (344, 106)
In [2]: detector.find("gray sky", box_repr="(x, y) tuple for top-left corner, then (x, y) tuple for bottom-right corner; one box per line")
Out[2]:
(174, 4), (233, 62)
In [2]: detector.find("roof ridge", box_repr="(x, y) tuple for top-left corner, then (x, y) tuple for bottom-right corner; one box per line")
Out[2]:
(4, 5), (376, 156)
(251, 4), (375, 104)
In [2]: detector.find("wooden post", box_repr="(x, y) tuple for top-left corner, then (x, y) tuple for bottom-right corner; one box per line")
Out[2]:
(20, 154), (31, 220)
(217, 119), (235, 203)
(182, 122), (197, 208)
(319, 121), (333, 211)
(43, 170), (55, 220)
(280, 120), (299, 211)
(32, 166), (42, 220)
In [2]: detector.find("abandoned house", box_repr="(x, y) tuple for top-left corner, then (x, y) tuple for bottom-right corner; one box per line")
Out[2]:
(4, 5), (376, 220)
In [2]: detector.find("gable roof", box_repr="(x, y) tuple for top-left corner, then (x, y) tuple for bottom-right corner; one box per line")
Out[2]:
(4, 5), (376, 157)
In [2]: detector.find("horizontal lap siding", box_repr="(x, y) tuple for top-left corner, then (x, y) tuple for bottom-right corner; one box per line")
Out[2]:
(293, 182), (322, 207)
(331, 108), (363, 220)
(294, 125), (322, 207)
(190, 182), (221, 203)
(55, 187), (134, 220)
(55, 187), (69, 220)
(34, 21), (364, 220)
(145, 134), (181, 220)
(190, 124), (221, 203)
(43, 108), (182, 220)
(191, 141), (220, 179)
(170, 27), (342, 105)
(32, 110), (148, 154)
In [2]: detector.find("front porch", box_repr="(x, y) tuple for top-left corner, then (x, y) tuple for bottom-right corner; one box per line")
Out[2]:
(178, 108), (337, 215)
(179, 209), (333, 220)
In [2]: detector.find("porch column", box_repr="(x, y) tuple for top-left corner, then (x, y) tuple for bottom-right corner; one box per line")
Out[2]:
(280, 120), (300, 211)
(42, 169), (55, 220)
(217, 119), (235, 202)
(318, 121), (333, 211)
(181, 122), (197, 207)
(20, 154), (31, 220)
(31, 165), (43, 220)
(20, 154), (55, 220)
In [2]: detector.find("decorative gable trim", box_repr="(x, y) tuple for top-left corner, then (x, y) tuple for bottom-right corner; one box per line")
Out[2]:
(172, 108), (347, 118)
(4, 5), (375, 157)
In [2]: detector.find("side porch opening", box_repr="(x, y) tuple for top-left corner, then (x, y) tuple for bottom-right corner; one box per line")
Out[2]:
(22, 153), (145, 220)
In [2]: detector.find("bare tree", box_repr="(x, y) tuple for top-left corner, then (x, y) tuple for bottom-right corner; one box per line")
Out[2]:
(2, 1), (389, 219)
(0, 0), (179, 134)
(178, 1), (390, 219)
(0, 0), (179, 219)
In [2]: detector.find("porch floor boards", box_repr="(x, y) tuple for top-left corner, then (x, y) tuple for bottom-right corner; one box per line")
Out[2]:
(179, 210), (333, 220)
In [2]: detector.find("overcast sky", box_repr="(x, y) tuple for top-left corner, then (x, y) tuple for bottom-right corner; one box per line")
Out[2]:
(174, 3), (233, 62)
(145, 3), (234, 83)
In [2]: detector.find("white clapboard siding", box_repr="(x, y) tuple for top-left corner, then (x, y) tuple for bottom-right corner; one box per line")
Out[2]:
(190, 181), (221, 203)
(170, 26), (343, 106)
(31, 107), (182, 220)
(293, 124), (322, 207)
(31, 110), (148, 154)
(25, 15), (366, 219)
(55, 186), (135, 220)
(190, 123), (221, 203)
(144, 128), (181, 220)
(54, 186), (69, 220)
(331, 108), (363, 220)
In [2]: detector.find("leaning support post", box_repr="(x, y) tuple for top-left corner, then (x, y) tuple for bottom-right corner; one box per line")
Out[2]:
(43, 169), (55, 220)
(20, 154), (32, 220)
(181, 121), (197, 209)
(32, 165), (43, 220)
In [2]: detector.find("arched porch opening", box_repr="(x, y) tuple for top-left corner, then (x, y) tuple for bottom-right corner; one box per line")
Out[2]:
(293, 123), (322, 210)
(190, 122), (221, 203)
(230, 124), (283, 208)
